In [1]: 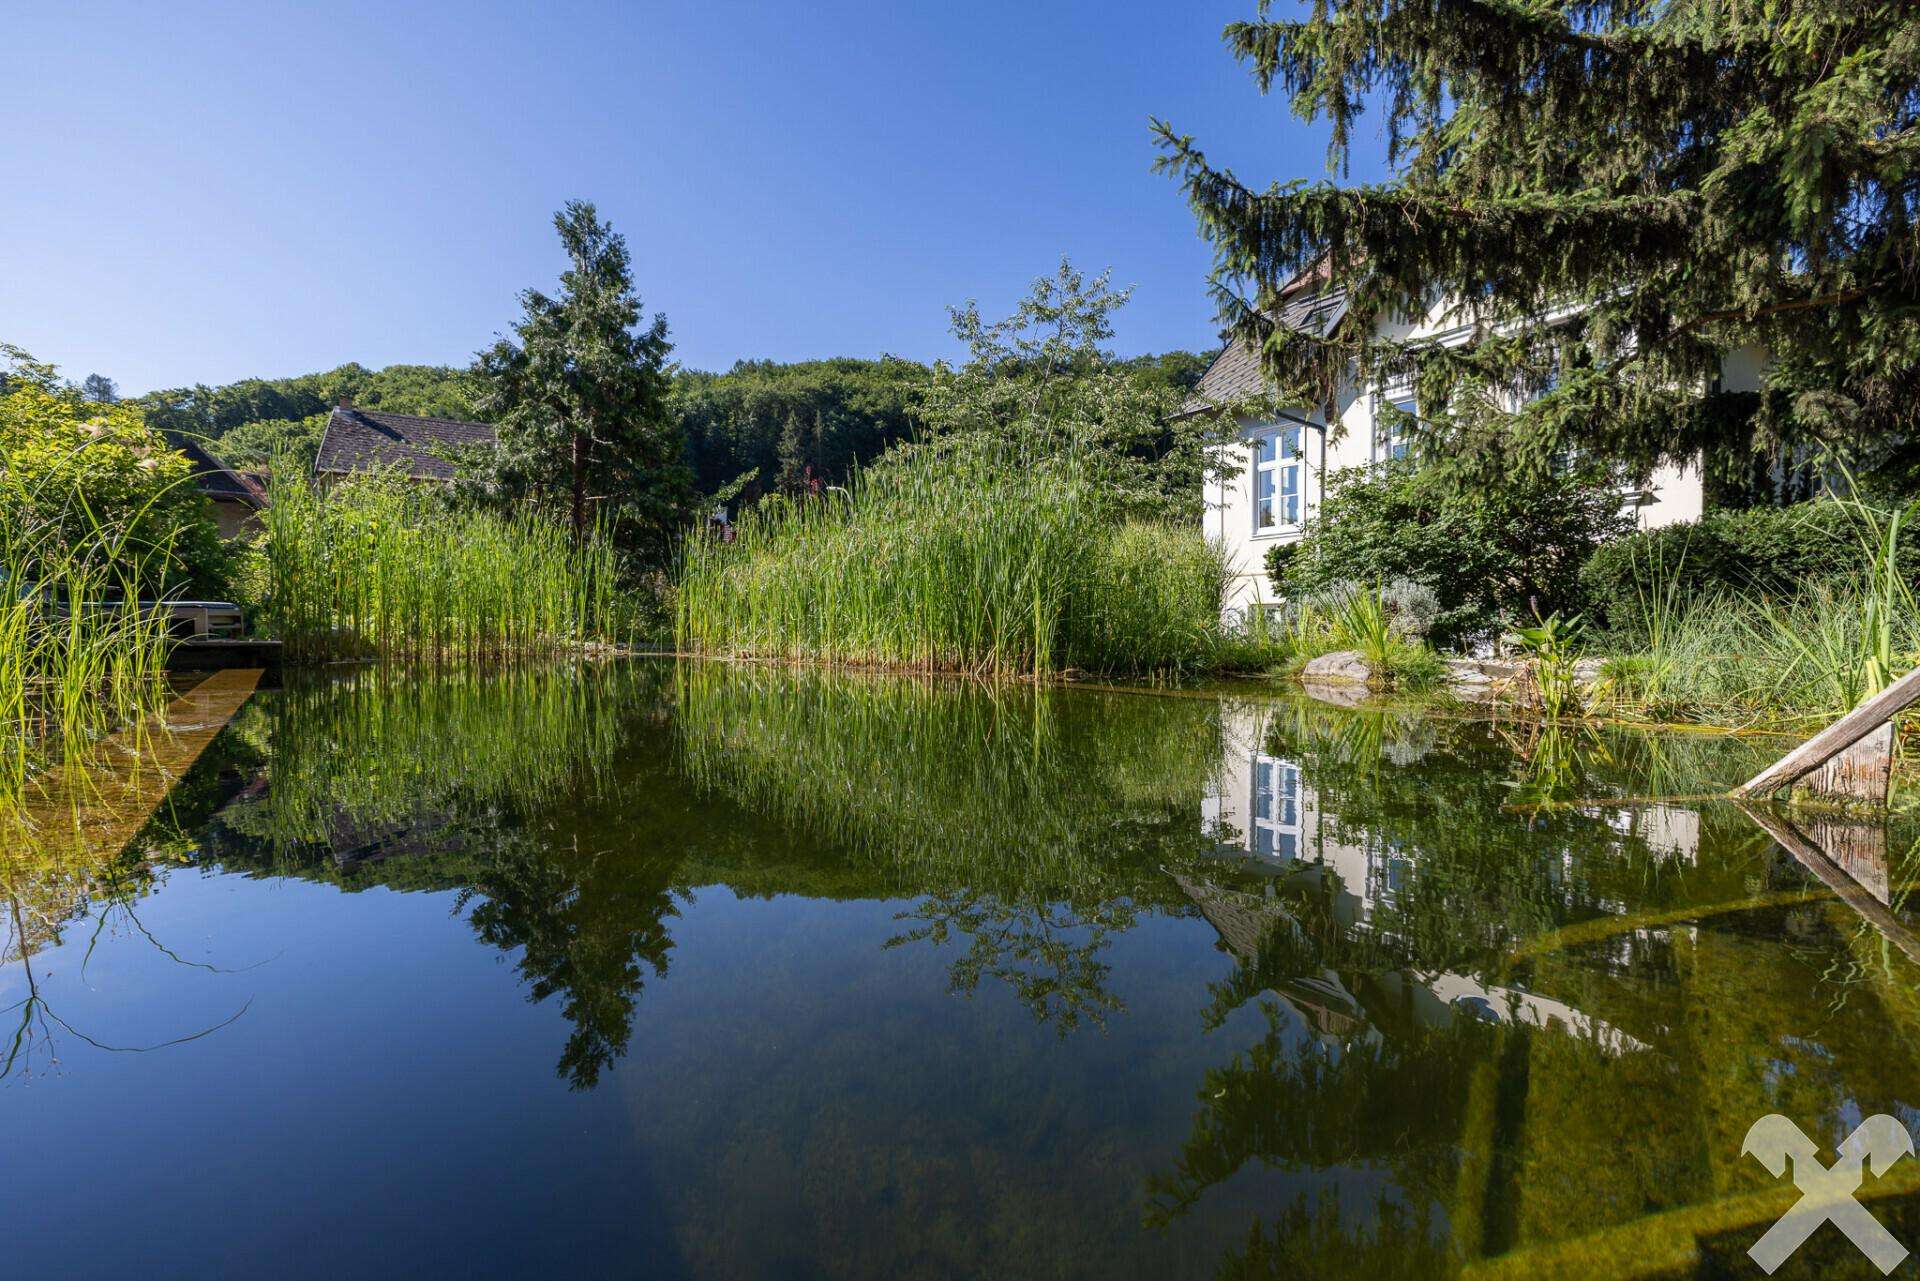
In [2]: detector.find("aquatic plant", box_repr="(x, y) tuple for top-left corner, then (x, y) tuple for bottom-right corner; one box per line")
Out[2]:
(674, 441), (1228, 677)
(1280, 583), (1446, 690)
(263, 466), (628, 663)
(1590, 496), (1920, 727)
(1506, 610), (1587, 720)
(1, 477), (182, 816)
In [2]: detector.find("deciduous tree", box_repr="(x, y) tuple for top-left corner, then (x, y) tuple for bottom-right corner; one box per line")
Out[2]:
(923, 259), (1222, 518)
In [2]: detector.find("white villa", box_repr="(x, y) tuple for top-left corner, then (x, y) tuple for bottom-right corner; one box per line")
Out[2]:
(1195, 700), (1670, 1054)
(1179, 272), (1769, 620)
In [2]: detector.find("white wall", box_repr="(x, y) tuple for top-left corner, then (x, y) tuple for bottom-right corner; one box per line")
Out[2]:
(1205, 318), (1758, 621)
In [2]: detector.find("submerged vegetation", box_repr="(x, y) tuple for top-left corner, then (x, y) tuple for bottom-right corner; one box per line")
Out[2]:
(676, 441), (1229, 677)
(263, 468), (628, 663)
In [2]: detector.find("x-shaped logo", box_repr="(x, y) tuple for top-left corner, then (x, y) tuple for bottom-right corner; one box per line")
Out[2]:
(1742, 1113), (1913, 1274)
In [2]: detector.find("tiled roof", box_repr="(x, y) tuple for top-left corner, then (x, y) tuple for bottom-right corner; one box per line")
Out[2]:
(313, 407), (497, 481)
(172, 435), (268, 508)
(1176, 288), (1348, 418)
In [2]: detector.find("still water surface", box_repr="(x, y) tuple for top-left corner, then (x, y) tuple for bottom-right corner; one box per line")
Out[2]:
(5, 662), (1919, 1279)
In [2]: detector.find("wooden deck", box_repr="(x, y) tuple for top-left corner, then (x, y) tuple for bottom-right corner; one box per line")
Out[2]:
(3, 668), (263, 865)
(167, 637), (283, 671)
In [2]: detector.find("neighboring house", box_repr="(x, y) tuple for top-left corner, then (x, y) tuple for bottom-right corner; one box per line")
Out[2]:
(1180, 273), (1765, 620)
(172, 435), (268, 539)
(313, 399), (497, 482)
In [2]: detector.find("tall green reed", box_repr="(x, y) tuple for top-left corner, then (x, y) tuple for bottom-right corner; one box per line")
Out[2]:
(1, 474), (180, 817)
(675, 442), (1228, 678)
(1596, 494), (1920, 726)
(264, 467), (626, 663)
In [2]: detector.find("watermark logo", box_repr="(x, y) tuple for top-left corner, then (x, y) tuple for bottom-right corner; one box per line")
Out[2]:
(1742, 1114), (1913, 1274)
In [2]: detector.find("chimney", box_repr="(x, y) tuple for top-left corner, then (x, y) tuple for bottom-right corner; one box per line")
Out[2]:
(336, 394), (354, 410)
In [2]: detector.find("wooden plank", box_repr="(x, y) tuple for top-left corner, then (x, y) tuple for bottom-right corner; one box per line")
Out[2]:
(1737, 802), (1920, 967)
(1803, 719), (1893, 805)
(1731, 666), (1920, 800)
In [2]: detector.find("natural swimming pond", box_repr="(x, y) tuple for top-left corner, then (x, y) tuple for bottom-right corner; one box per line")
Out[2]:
(5, 662), (1919, 1279)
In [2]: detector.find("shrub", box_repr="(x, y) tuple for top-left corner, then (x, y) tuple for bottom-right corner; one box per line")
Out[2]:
(1578, 499), (1918, 639)
(0, 383), (231, 596)
(1381, 577), (1441, 640)
(1272, 461), (1631, 648)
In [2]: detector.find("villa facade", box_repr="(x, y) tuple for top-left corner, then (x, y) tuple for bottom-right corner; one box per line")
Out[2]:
(1194, 700), (1680, 1053)
(1181, 280), (1768, 620)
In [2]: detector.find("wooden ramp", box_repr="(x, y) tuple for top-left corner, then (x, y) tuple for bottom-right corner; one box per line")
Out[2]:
(1733, 666), (1920, 807)
(3, 668), (262, 865)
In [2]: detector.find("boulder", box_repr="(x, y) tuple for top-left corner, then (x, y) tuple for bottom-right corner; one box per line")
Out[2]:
(1301, 650), (1373, 685)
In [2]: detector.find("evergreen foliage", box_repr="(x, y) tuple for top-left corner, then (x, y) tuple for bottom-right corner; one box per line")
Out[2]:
(474, 200), (693, 562)
(1156, 1), (1920, 495)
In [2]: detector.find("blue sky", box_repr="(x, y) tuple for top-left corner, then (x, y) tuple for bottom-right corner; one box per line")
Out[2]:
(1, 1), (1387, 394)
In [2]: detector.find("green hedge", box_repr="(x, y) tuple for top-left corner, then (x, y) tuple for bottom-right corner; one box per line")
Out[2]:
(1579, 501), (1914, 633)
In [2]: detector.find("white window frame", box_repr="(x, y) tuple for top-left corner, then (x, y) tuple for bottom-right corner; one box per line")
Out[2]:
(1373, 387), (1415, 464)
(1250, 424), (1302, 537)
(1251, 754), (1302, 862)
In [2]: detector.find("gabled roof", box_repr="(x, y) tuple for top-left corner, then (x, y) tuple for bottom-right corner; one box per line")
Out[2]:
(171, 435), (268, 508)
(1176, 287), (1349, 419)
(313, 407), (497, 481)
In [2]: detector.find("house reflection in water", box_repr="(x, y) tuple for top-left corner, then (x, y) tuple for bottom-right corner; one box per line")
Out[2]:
(1194, 701), (1655, 1056)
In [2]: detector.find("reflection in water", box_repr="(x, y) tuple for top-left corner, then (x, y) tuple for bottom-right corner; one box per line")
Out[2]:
(10, 662), (1920, 1278)
(673, 664), (1229, 1032)
(1171, 698), (1920, 1275)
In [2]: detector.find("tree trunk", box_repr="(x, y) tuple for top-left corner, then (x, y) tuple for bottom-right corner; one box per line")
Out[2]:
(570, 429), (587, 548)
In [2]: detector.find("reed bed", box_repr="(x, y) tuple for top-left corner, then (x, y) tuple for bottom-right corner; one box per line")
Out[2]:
(265, 467), (627, 663)
(675, 444), (1229, 677)
(1, 500), (179, 817)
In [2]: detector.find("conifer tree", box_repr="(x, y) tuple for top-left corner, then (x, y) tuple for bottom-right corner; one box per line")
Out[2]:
(476, 201), (691, 557)
(1155, 1), (1920, 498)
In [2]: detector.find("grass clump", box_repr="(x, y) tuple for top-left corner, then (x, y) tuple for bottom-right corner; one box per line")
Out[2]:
(675, 442), (1229, 678)
(1273, 582), (1447, 691)
(264, 467), (628, 663)
(0, 385), (201, 812)
(1590, 495), (1919, 726)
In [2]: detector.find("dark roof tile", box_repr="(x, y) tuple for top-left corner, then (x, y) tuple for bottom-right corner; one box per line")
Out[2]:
(1176, 289), (1348, 418)
(313, 407), (497, 481)
(171, 435), (268, 508)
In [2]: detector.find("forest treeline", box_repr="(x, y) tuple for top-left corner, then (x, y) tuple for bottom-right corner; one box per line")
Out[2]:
(135, 349), (1209, 497)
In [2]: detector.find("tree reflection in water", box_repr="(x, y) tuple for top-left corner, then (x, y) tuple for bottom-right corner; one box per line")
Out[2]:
(153, 662), (1920, 1275)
